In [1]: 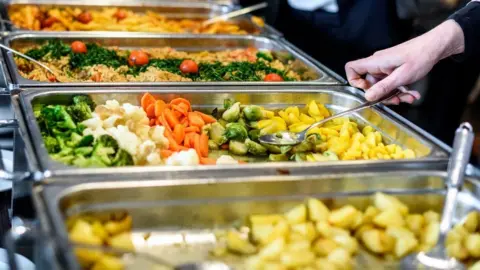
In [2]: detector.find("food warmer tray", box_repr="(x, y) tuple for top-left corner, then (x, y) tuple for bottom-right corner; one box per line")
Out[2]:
(2, 32), (343, 89)
(11, 85), (450, 178)
(29, 170), (480, 270)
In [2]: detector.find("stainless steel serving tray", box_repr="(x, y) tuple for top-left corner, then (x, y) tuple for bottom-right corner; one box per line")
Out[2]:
(2, 32), (342, 89)
(32, 171), (480, 270)
(11, 85), (449, 178)
(0, 0), (279, 36)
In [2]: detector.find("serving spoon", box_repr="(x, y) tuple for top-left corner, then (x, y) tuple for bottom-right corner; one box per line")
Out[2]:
(259, 86), (409, 146)
(0, 43), (60, 81)
(202, 2), (268, 27)
(401, 122), (474, 270)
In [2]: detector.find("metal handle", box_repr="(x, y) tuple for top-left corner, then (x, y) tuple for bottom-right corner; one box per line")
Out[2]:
(0, 119), (18, 129)
(4, 217), (37, 270)
(446, 122), (474, 189)
(202, 2), (268, 26)
(0, 44), (57, 77)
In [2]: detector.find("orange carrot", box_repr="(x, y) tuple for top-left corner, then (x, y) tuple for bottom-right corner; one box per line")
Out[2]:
(193, 133), (202, 158)
(141, 93), (156, 110)
(145, 103), (156, 118)
(164, 108), (180, 129)
(159, 114), (172, 133)
(160, 149), (173, 158)
(154, 100), (166, 118)
(188, 112), (205, 128)
(184, 126), (200, 133)
(155, 118), (161, 126)
(166, 132), (181, 151)
(178, 102), (190, 113)
(171, 104), (188, 117)
(173, 124), (185, 145)
(199, 132), (209, 157)
(171, 98), (191, 112)
(220, 143), (229, 150)
(173, 111), (183, 119)
(180, 117), (189, 127)
(178, 145), (190, 151)
(149, 118), (156, 126)
(200, 157), (216, 165)
(184, 133), (194, 148)
(196, 111), (217, 124)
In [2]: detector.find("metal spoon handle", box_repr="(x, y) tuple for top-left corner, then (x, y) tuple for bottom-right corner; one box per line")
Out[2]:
(439, 122), (474, 234)
(0, 44), (56, 75)
(305, 87), (403, 134)
(202, 2), (268, 26)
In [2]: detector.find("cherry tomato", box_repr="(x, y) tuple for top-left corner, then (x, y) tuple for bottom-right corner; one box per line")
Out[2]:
(41, 17), (59, 28)
(71, 41), (87, 54)
(113, 9), (127, 21)
(47, 74), (57, 82)
(179, 59), (199, 74)
(77, 12), (93, 24)
(128, 51), (149, 66)
(91, 72), (102, 82)
(264, 73), (284, 82)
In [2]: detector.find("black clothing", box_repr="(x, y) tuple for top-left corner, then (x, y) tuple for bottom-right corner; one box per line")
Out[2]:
(449, 2), (480, 61)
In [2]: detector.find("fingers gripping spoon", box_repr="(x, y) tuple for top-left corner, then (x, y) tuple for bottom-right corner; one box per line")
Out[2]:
(402, 122), (474, 270)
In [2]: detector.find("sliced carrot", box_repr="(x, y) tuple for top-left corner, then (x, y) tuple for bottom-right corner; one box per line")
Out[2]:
(184, 133), (194, 148)
(173, 124), (185, 145)
(184, 126), (200, 133)
(193, 133), (202, 158)
(164, 108), (180, 129)
(178, 102), (190, 113)
(160, 149), (173, 158)
(171, 104), (188, 117)
(154, 100), (166, 118)
(159, 114), (172, 133)
(188, 112), (205, 128)
(178, 145), (190, 151)
(170, 98), (191, 112)
(196, 111), (217, 124)
(173, 110), (183, 119)
(149, 118), (156, 126)
(199, 132), (209, 157)
(220, 143), (229, 150)
(141, 93), (156, 110)
(145, 103), (156, 118)
(200, 157), (216, 165)
(155, 118), (161, 126)
(180, 117), (189, 127)
(166, 132), (181, 151)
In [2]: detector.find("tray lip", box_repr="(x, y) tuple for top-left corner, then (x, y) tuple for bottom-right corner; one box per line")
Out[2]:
(1, 32), (341, 88)
(13, 85), (450, 178)
(32, 169), (480, 270)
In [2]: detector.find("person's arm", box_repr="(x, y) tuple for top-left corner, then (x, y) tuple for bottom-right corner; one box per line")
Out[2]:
(345, 1), (480, 104)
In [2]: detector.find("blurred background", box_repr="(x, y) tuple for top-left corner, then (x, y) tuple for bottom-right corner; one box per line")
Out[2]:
(241, 0), (480, 166)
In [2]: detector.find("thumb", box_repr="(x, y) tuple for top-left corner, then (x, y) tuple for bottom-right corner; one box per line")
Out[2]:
(365, 65), (409, 101)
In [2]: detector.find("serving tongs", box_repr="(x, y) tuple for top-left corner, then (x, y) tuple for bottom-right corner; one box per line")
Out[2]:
(201, 2), (267, 26)
(0, 43), (61, 82)
(5, 217), (231, 270)
(401, 122), (474, 269)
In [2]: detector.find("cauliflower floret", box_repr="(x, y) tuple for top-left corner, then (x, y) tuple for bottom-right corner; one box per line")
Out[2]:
(83, 127), (109, 138)
(146, 152), (162, 165)
(122, 103), (149, 125)
(102, 115), (121, 129)
(105, 99), (121, 109)
(165, 149), (200, 166)
(150, 126), (169, 149)
(138, 140), (156, 162)
(81, 115), (103, 130)
(106, 125), (140, 156)
(216, 155), (239, 165)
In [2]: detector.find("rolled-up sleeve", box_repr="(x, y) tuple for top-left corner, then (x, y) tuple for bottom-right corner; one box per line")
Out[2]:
(448, 1), (480, 61)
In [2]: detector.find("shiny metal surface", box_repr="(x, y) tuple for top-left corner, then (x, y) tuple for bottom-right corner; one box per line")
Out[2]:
(259, 88), (404, 145)
(32, 171), (480, 270)
(2, 32), (343, 89)
(202, 2), (267, 26)
(0, 43), (57, 77)
(12, 86), (449, 178)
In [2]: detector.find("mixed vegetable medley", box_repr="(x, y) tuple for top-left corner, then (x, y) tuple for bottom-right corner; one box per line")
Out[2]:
(36, 93), (416, 168)
(15, 40), (313, 83)
(65, 195), (480, 270)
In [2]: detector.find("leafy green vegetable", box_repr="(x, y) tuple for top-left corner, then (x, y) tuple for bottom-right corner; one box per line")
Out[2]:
(25, 39), (71, 60)
(69, 43), (127, 69)
(256, 51), (273, 62)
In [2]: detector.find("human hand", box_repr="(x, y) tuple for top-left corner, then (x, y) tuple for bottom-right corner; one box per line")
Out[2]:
(345, 20), (465, 105)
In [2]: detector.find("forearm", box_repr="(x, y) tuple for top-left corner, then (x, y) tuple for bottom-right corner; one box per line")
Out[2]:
(447, 1), (480, 60)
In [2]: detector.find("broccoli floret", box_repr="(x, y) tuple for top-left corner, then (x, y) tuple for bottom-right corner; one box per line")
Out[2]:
(74, 146), (93, 156)
(71, 155), (107, 168)
(33, 103), (45, 118)
(43, 135), (60, 154)
(72, 95), (96, 110)
(67, 102), (92, 123)
(91, 135), (119, 165)
(112, 149), (134, 166)
(77, 135), (94, 147)
(66, 133), (83, 148)
(51, 154), (75, 165)
(76, 123), (87, 134)
(41, 105), (77, 135)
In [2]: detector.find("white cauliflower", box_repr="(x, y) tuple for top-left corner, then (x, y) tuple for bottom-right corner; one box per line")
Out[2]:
(146, 152), (162, 165)
(165, 149), (200, 166)
(149, 126), (169, 149)
(216, 155), (239, 165)
(81, 114), (103, 130)
(106, 125), (140, 156)
(137, 140), (157, 162)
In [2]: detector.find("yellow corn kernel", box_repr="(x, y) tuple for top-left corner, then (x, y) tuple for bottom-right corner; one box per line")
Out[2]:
(395, 145), (403, 154)
(374, 131), (383, 144)
(362, 126), (374, 136)
(299, 113), (315, 124)
(366, 133), (377, 147)
(386, 144), (396, 154)
(352, 132), (365, 143)
(392, 152), (405, 159)
(289, 123), (310, 133)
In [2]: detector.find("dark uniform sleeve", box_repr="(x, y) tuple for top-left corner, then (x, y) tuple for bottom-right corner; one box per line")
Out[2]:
(448, 2), (480, 61)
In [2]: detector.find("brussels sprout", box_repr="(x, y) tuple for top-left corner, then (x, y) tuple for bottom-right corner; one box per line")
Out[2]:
(245, 138), (268, 156)
(261, 143), (281, 154)
(248, 129), (260, 142)
(218, 119), (228, 128)
(323, 150), (339, 161)
(243, 105), (263, 121)
(237, 118), (248, 128)
(202, 124), (212, 135)
(224, 98), (236, 109)
(224, 123), (248, 141)
(209, 122), (228, 145)
(229, 140), (248, 156)
(208, 140), (219, 150)
(280, 145), (293, 154)
(249, 121), (259, 129)
(290, 153), (306, 162)
(269, 153), (288, 162)
(291, 141), (313, 153)
(222, 102), (241, 122)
